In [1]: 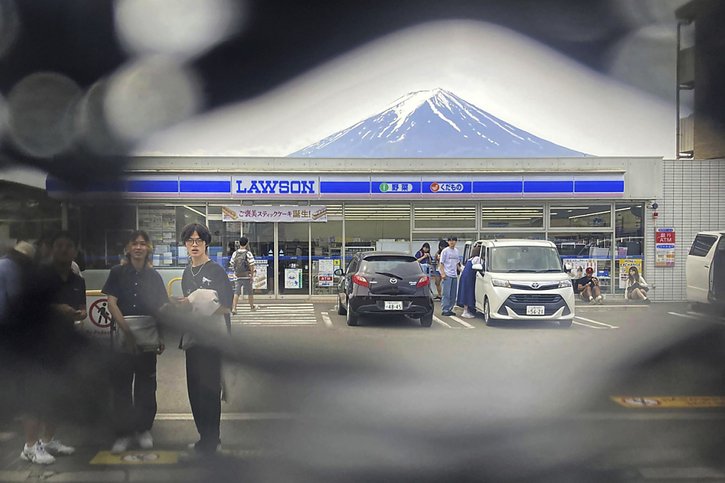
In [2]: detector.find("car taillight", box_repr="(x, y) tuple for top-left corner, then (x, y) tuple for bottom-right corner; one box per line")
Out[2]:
(352, 274), (369, 287)
(416, 276), (430, 288)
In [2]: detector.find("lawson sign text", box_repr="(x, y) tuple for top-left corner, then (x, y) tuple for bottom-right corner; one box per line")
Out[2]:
(47, 174), (625, 199)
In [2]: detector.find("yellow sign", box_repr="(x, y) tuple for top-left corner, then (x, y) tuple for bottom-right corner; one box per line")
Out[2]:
(612, 396), (725, 408)
(90, 451), (178, 465)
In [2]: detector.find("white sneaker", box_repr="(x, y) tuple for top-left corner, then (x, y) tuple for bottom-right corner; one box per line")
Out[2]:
(596, 295), (604, 305)
(20, 442), (55, 465)
(42, 438), (75, 456)
(461, 311), (476, 318)
(111, 436), (132, 454)
(137, 431), (153, 450)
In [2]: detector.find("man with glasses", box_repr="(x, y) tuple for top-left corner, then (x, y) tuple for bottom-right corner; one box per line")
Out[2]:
(173, 223), (233, 455)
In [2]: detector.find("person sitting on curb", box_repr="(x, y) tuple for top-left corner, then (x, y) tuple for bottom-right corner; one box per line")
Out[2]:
(577, 267), (603, 304)
(625, 266), (651, 303)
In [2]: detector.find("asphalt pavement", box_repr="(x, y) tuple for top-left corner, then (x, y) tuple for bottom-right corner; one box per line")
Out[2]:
(2, 300), (725, 482)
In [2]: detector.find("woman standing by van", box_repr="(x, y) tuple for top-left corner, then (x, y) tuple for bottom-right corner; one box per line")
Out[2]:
(625, 266), (651, 303)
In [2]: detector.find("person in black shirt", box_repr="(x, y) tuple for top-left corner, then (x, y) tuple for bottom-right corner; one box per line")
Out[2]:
(102, 230), (169, 453)
(174, 223), (233, 454)
(577, 266), (603, 304)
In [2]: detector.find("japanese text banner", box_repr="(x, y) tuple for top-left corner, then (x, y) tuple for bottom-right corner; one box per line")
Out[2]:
(222, 206), (327, 223)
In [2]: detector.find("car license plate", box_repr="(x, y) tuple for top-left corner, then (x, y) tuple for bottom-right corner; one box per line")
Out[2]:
(526, 305), (545, 316)
(385, 301), (403, 310)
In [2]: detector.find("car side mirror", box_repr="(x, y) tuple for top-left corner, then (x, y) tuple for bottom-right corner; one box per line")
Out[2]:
(471, 263), (484, 272)
(334, 268), (344, 276)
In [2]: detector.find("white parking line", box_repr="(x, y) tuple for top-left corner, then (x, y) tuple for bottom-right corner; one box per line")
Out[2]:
(449, 316), (476, 329)
(572, 320), (609, 330)
(321, 311), (333, 328)
(668, 311), (701, 320)
(432, 315), (455, 328)
(574, 315), (619, 329)
(687, 311), (725, 323)
(668, 311), (725, 326)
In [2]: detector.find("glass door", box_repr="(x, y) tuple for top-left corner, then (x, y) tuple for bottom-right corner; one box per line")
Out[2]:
(242, 222), (275, 296)
(278, 222), (310, 296)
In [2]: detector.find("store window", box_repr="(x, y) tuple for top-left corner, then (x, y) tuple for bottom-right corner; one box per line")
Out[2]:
(549, 232), (613, 293)
(208, 205), (240, 269)
(344, 203), (411, 263)
(550, 204), (612, 228)
(614, 203), (644, 294)
(312, 204), (342, 296)
(82, 204), (136, 268)
(481, 205), (543, 229)
(414, 203), (476, 229)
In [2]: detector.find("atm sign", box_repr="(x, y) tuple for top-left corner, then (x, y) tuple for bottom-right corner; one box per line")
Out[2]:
(655, 229), (675, 244)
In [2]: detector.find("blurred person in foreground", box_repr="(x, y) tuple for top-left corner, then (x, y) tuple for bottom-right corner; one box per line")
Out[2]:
(18, 232), (87, 464)
(103, 230), (168, 453)
(172, 223), (233, 455)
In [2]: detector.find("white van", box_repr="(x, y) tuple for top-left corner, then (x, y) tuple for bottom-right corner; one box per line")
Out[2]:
(471, 239), (575, 327)
(686, 231), (725, 307)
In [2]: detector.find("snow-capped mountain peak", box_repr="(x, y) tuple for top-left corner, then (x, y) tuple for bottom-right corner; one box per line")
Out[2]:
(289, 89), (586, 158)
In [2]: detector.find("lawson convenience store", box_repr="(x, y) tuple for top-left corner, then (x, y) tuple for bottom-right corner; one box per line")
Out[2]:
(49, 156), (662, 299)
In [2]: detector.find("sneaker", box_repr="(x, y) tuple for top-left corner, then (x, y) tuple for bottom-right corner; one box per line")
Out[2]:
(643, 298), (652, 304)
(596, 295), (604, 305)
(250, 305), (261, 311)
(137, 431), (153, 450)
(461, 311), (476, 318)
(111, 436), (132, 454)
(20, 442), (55, 465)
(441, 311), (455, 316)
(42, 438), (75, 456)
(188, 441), (222, 453)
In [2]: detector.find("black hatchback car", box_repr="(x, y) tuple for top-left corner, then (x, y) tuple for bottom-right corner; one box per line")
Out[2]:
(335, 251), (434, 327)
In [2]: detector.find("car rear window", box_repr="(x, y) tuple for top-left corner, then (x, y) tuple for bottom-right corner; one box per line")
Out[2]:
(689, 235), (718, 257)
(361, 256), (421, 275)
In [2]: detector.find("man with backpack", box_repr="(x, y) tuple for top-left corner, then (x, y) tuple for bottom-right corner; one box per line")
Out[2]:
(230, 237), (257, 314)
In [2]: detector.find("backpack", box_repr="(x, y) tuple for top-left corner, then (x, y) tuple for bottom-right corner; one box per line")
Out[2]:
(233, 249), (251, 276)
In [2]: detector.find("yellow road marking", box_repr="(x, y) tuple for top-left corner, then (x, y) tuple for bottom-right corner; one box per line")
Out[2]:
(612, 396), (725, 408)
(90, 451), (178, 465)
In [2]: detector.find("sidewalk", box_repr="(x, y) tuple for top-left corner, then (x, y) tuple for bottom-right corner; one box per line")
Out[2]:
(0, 417), (281, 482)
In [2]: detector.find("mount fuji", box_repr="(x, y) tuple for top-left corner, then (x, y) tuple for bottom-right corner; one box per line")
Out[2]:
(289, 89), (587, 158)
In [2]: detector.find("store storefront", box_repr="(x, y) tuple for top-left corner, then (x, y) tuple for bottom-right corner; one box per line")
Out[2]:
(49, 157), (662, 299)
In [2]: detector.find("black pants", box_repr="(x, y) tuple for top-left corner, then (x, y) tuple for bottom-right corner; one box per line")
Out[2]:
(185, 346), (221, 449)
(110, 352), (158, 437)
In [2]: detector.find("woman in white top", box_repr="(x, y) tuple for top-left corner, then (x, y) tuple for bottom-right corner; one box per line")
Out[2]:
(625, 266), (651, 303)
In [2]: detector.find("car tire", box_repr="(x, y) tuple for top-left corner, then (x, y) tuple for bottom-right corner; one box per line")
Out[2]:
(346, 304), (359, 326)
(558, 319), (573, 328)
(337, 295), (347, 315)
(483, 297), (495, 326)
(420, 312), (433, 328)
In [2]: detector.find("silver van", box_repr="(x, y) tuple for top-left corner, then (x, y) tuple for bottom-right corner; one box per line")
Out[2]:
(686, 231), (725, 307)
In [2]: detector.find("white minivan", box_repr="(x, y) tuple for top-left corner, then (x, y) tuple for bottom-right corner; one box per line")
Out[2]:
(686, 231), (725, 307)
(471, 239), (575, 327)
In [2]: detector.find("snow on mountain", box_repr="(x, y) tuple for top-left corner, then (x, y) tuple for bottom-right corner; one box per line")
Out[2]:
(288, 88), (587, 158)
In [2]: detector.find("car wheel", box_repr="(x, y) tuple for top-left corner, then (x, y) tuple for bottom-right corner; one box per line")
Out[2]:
(420, 312), (433, 328)
(337, 294), (347, 315)
(483, 298), (495, 326)
(346, 304), (359, 326)
(558, 319), (573, 328)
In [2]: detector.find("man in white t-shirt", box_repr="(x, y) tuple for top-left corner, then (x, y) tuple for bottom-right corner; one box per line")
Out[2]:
(439, 236), (462, 316)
